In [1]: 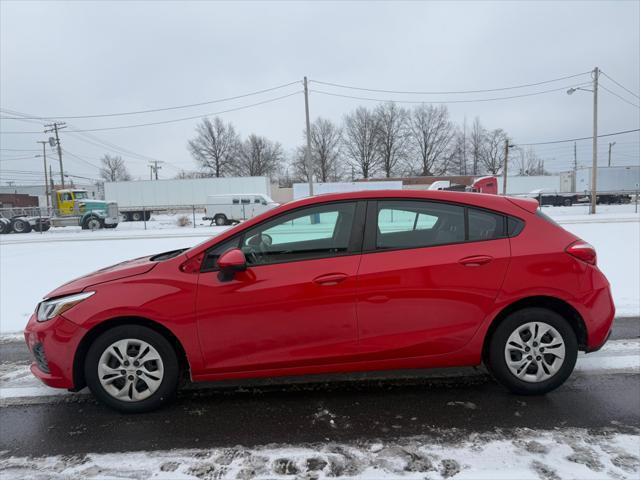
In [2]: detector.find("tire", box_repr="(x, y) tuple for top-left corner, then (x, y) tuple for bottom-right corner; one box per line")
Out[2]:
(214, 214), (228, 226)
(487, 307), (578, 395)
(11, 218), (31, 234)
(131, 211), (144, 222)
(122, 212), (132, 222)
(0, 219), (11, 234)
(33, 220), (50, 232)
(82, 216), (103, 230)
(563, 198), (572, 207)
(84, 325), (180, 413)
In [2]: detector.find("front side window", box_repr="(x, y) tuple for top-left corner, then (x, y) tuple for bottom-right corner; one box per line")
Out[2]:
(201, 237), (241, 271)
(376, 200), (464, 249)
(241, 202), (357, 265)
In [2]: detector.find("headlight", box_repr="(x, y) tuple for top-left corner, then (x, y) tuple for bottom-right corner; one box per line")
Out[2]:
(37, 291), (95, 322)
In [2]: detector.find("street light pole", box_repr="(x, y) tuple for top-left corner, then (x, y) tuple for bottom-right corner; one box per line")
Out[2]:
(303, 76), (314, 196)
(590, 67), (599, 215)
(567, 66), (599, 214)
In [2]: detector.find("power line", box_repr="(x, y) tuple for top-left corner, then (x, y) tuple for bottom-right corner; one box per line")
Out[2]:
(310, 83), (592, 105)
(310, 71), (591, 95)
(600, 71), (640, 100)
(0, 91), (303, 134)
(0, 81), (301, 120)
(515, 128), (640, 146)
(600, 84), (640, 109)
(0, 148), (40, 152)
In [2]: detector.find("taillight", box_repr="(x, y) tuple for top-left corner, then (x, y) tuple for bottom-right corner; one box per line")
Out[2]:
(179, 253), (204, 273)
(566, 241), (597, 265)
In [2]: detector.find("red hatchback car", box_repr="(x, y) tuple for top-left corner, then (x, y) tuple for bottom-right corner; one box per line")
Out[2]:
(24, 190), (615, 412)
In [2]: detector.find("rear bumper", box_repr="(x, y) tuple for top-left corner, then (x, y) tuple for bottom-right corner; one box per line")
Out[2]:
(579, 283), (616, 352)
(23, 313), (86, 390)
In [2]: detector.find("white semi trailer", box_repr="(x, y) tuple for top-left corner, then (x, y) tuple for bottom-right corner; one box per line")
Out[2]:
(104, 177), (271, 221)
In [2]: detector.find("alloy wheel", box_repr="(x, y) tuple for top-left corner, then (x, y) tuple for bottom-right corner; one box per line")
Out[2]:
(97, 338), (165, 402)
(504, 321), (566, 383)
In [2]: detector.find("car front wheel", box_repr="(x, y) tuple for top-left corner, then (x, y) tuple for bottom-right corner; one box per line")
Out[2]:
(84, 325), (179, 413)
(488, 308), (578, 395)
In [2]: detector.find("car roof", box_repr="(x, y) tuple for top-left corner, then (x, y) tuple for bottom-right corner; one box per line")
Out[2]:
(281, 189), (509, 210)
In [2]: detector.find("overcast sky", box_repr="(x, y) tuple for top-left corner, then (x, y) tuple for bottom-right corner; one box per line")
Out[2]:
(1, 0), (639, 183)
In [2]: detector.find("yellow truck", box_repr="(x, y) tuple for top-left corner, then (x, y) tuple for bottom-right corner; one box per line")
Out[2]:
(0, 189), (119, 233)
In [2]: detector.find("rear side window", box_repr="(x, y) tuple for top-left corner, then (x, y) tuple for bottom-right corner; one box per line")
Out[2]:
(376, 200), (465, 249)
(468, 208), (506, 241)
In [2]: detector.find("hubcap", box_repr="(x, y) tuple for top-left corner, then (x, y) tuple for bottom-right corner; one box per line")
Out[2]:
(88, 219), (100, 229)
(504, 322), (566, 383)
(98, 339), (164, 402)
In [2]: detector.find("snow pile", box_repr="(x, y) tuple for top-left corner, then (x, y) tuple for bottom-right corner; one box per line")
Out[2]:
(0, 428), (637, 479)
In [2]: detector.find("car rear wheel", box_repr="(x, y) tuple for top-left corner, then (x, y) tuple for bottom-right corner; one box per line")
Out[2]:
(488, 308), (577, 395)
(214, 214), (228, 226)
(84, 325), (179, 413)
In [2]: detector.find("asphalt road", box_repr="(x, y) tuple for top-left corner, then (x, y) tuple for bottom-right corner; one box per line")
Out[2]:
(0, 317), (638, 458)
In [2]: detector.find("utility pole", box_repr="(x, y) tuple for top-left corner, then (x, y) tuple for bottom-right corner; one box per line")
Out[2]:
(44, 122), (67, 188)
(148, 160), (163, 180)
(608, 142), (616, 167)
(303, 76), (314, 196)
(573, 142), (578, 192)
(36, 140), (50, 208)
(502, 140), (511, 195)
(590, 67), (599, 215)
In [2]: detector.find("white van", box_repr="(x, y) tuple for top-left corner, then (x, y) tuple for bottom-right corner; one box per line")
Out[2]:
(204, 194), (279, 225)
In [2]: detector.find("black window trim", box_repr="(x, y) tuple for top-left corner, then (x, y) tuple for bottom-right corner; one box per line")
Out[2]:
(200, 199), (366, 272)
(363, 198), (524, 254)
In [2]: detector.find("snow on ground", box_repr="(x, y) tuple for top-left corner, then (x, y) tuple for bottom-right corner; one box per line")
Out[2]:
(0, 427), (638, 479)
(0, 205), (638, 334)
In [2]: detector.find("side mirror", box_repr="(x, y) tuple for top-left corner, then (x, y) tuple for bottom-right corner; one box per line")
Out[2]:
(216, 248), (247, 279)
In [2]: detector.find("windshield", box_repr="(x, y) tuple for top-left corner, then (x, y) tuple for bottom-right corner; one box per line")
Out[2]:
(73, 191), (89, 199)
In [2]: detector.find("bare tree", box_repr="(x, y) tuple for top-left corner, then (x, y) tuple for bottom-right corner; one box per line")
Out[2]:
(99, 154), (131, 182)
(174, 170), (207, 179)
(447, 127), (470, 175)
(293, 117), (344, 182)
(188, 117), (239, 177)
(343, 107), (379, 179)
(291, 145), (312, 182)
(407, 104), (454, 176)
(374, 102), (409, 178)
(469, 117), (485, 175)
(515, 147), (548, 175)
(234, 134), (283, 177)
(481, 128), (508, 174)
(311, 117), (343, 182)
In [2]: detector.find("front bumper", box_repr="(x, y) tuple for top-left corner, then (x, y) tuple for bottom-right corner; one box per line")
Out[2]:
(23, 313), (86, 389)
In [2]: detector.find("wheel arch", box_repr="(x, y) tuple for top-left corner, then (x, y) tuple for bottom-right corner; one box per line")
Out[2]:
(72, 316), (189, 391)
(481, 296), (588, 366)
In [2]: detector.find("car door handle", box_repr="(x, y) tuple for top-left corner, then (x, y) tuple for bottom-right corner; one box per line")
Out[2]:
(459, 255), (493, 267)
(313, 273), (348, 286)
